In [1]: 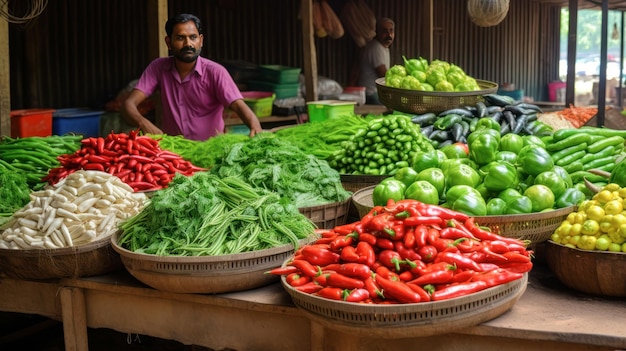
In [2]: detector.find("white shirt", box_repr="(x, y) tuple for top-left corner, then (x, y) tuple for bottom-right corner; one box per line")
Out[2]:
(357, 39), (390, 96)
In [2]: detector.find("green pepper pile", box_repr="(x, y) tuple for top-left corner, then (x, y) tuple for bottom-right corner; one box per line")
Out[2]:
(327, 114), (434, 176)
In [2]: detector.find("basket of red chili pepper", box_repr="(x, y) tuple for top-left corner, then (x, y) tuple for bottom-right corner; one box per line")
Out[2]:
(269, 199), (532, 337)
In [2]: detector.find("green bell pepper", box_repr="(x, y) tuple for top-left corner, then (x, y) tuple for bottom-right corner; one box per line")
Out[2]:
(534, 170), (567, 198)
(522, 134), (546, 148)
(402, 55), (425, 74)
(481, 161), (519, 192)
(498, 188), (523, 204)
(556, 187), (587, 208)
(499, 133), (524, 154)
(516, 145), (554, 177)
(552, 165), (574, 189)
(444, 185), (487, 216)
(405, 180), (440, 205)
(386, 65), (407, 79)
(412, 150), (447, 172)
(495, 151), (517, 163)
(486, 197), (507, 215)
(394, 166), (419, 188)
(400, 75), (422, 90)
(504, 195), (533, 214)
(416, 167), (446, 198)
(440, 142), (469, 159)
(475, 117), (501, 132)
(443, 162), (481, 189)
(372, 178), (406, 206)
(469, 129), (500, 166)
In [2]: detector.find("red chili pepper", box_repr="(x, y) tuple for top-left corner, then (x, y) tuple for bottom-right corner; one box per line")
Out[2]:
(408, 265), (455, 285)
(364, 276), (383, 299)
(417, 245), (438, 263)
(403, 228), (416, 249)
(369, 213), (394, 233)
(378, 249), (405, 272)
(403, 216), (444, 227)
(316, 287), (345, 301)
(406, 283), (431, 302)
(340, 246), (361, 263)
(326, 272), (365, 289)
(471, 269), (523, 287)
(286, 273), (311, 287)
(431, 281), (488, 301)
(398, 270), (415, 282)
(301, 245), (341, 266)
(329, 235), (354, 251)
(289, 259), (319, 277)
(333, 223), (357, 235)
(375, 237), (394, 250)
(394, 241), (421, 262)
(434, 251), (483, 272)
(451, 269), (477, 283)
(355, 241), (376, 266)
(83, 163), (105, 171)
(432, 237), (456, 253)
(414, 224), (428, 248)
(497, 262), (533, 274)
(413, 202), (469, 221)
(357, 232), (377, 246)
(266, 266), (299, 276)
(464, 217), (525, 247)
(345, 288), (370, 302)
(322, 263), (371, 280)
(375, 266), (400, 281)
(294, 282), (323, 294)
(480, 244), (509, 263)
(313, 272), (330, 286)
(439, 227), (476, 241)
(376, 275), (422, 303)
(485, 240), (512, 254)
(502, 251), (531, 263)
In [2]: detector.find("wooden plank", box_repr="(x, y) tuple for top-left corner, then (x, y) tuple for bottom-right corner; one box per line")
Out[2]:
(60, 287), (89, 351)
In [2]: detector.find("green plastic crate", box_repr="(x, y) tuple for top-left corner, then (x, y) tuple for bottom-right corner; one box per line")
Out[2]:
(258, 65), (301, 84)
(248, 80), (299, 99)
(242, 91), (275, 117)
(306, 100), (357, 123)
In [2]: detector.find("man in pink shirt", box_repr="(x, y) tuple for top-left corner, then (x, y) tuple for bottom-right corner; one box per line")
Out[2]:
(122, 13), (262, 141)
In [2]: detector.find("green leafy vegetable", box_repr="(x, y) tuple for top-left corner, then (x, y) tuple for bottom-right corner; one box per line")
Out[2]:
(118, 172), (316, 256)
(0, 170), (31, 225)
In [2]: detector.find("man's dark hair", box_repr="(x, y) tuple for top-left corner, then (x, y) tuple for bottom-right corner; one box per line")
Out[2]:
(165, 13), (202, 37)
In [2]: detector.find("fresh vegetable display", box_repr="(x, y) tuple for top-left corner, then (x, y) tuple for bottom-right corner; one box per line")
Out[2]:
(0, 135), (83, 189)
(0, 170), (147, 250)
(209, 133), (351, 208)
(551, 183), (626, 252)
(43, 130), (205, 192)
(269, 199), (532, 303)
(385, 57), (481, 92)
(327, 114), (434, 175)
(412, 95), (553, 148)
(117, 172), (316, 256)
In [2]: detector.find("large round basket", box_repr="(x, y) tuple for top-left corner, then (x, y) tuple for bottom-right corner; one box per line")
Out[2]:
(111, 231), (312, 294)
(299, 198), (351, 229)
(0, 234), (121, 280)
(340, 174), (386, 193)
(544, 240), (626, 297)
(351, 185), (575, 245)
(376, 77), (498, 114)
(282, 268), (527, 338)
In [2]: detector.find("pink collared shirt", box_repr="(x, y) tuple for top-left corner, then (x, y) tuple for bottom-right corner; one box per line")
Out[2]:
(135, 56), (243, 140)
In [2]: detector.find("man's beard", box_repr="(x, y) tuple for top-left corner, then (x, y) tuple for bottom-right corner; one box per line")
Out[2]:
(174, 47), (200, 63)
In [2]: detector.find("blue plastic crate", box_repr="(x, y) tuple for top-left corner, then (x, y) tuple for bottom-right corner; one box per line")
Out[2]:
(53, 108), (103, 137)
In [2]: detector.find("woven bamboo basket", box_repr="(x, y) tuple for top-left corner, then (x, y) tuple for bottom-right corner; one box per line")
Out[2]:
(111, 231), (314, 294)
(0, 234), (121, 280)
(282, 267), (527, 338)
(299, 198), (352, 229)
(376, 78), (498, 114)
(340, 174), (386, 193)
(351, 185), (575, 245)
(544, 241), (626, 297)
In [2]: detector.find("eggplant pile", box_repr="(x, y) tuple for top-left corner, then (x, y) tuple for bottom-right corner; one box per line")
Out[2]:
(412, 94), (554, 148)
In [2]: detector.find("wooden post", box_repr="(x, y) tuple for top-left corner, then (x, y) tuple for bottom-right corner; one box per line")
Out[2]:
(301, 0), (318, 102)
(0, 1), (11, 137)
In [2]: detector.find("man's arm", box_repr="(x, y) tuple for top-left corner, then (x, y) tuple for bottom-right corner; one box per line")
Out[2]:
(229, 99), (263, 137)
(121, 89), (162, 135)
(375, 64), (387, 78)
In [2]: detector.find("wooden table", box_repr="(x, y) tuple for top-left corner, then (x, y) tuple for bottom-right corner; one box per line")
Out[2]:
(2, 260), (625, 351)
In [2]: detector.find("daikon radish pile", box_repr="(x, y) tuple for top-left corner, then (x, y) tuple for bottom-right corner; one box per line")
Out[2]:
(0, 170), (147, 250)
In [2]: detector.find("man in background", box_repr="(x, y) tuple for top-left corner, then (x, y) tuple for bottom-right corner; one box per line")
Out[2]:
(354, 17), (395, 105)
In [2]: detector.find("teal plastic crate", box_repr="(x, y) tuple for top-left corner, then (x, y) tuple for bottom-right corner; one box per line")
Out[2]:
(248, 80), (299, 99)
(258, 65), (301, 84)
(306, 100), (356, 123)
